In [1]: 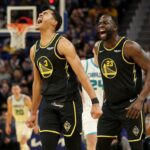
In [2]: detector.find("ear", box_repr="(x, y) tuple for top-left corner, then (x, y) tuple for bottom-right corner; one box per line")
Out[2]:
(113, 24), (118, 32)
(52, 19), (58, 29)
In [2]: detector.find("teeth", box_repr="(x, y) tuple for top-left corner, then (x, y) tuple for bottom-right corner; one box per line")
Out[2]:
(37, 18), (42, 24)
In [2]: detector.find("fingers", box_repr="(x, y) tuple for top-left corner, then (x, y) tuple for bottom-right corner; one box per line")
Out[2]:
(26, 120), (35, 128)
(126, 107), (140, 119)
(5, 127), (11, 135)
(91, 112), (100, 119)
(91, 110), (103, 119)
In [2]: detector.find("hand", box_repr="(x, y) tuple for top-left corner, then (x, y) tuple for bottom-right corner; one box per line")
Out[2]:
(91, 103), (103, 119)
(5, 125), (11, 135)
(125, 98), (143, 119)
(33, 125), (40, 134)
(4, 137), (11, 144)
(26, 114), (37, 128)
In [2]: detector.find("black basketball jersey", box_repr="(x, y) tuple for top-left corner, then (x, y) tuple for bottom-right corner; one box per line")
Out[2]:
(34, 33), (79, 101)
(98, 37), (142, 103)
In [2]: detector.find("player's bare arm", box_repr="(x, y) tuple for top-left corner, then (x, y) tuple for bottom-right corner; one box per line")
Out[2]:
(26, 45), (42, 128)
(5, 96), (13, 135)
(93, 41), (100, 59)
(93, 41), (106, 102)
(57, 37), (102, 118)
(124, 41), (150, 119)
(30, 45), (42, 114)
(24, 95), (32, 111)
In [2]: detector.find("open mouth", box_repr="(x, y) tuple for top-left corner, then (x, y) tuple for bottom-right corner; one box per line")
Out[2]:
(100, 30), (106, 35)
(100, 30), (107, 38)
(37, 18), (42, 24)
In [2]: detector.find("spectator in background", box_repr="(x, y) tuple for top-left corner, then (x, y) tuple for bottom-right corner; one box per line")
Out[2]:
(0, 82), (11, 105)
(0, 61), (11, 82)
(12, 68), (24, 84)
(0, 104), (20, 150)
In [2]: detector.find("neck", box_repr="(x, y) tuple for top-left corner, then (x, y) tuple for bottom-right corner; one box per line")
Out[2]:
(40, 28), (56, 47)
(14, 94), (21, 100)
(103, 34), (120, 49)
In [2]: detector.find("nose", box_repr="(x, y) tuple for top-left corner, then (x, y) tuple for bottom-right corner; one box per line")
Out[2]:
(39, 12), (43, 17)
(99, 22), (105, 28)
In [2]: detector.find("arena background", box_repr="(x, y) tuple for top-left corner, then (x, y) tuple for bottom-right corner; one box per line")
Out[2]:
(0, 0), (150, 150)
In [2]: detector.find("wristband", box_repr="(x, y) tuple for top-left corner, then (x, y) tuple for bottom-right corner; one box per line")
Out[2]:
(91, 97), (99, 104)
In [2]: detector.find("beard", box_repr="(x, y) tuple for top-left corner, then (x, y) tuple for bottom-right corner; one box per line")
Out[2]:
(100, 29), (113, 41)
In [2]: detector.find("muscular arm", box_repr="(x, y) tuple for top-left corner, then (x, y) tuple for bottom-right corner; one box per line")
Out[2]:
(124, 41), (150, 102)
(94, 41), (106, 102)
(93, 41), (100, 62)
(58, 37), (96, 100)
(124, 41), (150, 119)
(30, 45), (42, 115)
(57, 37), (102, 118)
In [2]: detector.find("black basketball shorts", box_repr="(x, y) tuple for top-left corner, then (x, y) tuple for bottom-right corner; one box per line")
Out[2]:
(97, 99), (144, 142)
(38, 92), (83, 137)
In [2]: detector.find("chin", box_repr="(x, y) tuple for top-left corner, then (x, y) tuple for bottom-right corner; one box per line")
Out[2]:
(100, 36), (107, 41)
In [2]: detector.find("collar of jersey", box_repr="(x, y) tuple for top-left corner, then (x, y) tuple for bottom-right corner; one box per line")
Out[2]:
(103, 36), (125, 51)
(39, 33), (58, 48)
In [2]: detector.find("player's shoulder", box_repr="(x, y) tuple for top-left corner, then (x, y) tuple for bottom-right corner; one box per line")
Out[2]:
(124, 40), (141, 49)
(94, 40), (102, 47)
(58, 36), (74, 48)
(30, 42), (38, 59)
(124, 39), (143, 56)
(23, 94), (31, 100)
(7, 95), (13, 102)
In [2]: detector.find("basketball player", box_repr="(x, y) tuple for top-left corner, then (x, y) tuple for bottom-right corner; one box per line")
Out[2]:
(26, 6), (102, 150)
(5, 84), (32, 150)
(94, 14), (150, 150)
(82, 49), (103, 150)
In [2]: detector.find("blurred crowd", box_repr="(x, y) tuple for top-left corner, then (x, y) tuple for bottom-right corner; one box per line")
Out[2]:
(0, 0), (125, 108)
(0, 0), (150, 149)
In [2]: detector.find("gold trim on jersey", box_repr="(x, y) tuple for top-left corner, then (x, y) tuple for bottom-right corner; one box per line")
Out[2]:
(39, 130), (61, 135)
(63, 101), (77, 137)
(65, 62), (70, 79)
(37, 56), (53, 78)
(97, 135), (118, 138)
(54, 36), (66, 60)
(39, 33), (58, 48)
(128, 112), (143, 142)
(34, 41), (38, 53)
(122, 40), (135, 64)
(104, 37), (125, 51)
(101, 58), (117, 79)
(133, 64), (137, 85)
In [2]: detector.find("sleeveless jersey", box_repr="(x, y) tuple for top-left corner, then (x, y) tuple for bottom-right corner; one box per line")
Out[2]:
(82, 58), (103, 110)
(34, 33), (79, 101)
(98, 37), (142, 103)
(12, 94), (30, 122)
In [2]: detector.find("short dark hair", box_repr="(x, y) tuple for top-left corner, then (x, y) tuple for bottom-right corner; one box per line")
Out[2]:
(97, 13), (118, 27)
(11, 83), (20, 87)
(40, 5), (62, 31)
(51, 9), (62, 31)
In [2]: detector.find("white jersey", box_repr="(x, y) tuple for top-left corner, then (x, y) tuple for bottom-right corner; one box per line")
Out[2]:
(82, 58), (103, 135)
(81, 58), (103, 111)
(12, 94), (30, 122)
